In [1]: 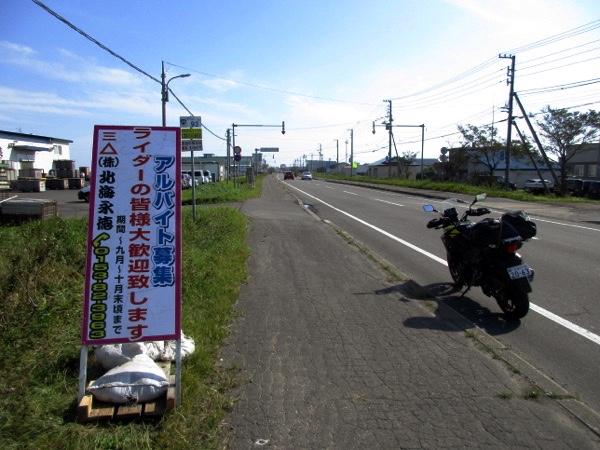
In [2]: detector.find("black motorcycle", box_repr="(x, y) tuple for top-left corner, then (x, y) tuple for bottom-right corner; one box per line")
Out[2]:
(423, 194), (536, 320)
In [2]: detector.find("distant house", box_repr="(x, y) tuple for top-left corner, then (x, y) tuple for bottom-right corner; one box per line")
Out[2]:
(447, 147), (560, 189)
(367, 157), (438, 180)
(565, 143), (600, 180)
(0, 130), (73, 177)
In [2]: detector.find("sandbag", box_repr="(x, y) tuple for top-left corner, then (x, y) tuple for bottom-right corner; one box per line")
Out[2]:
(87, 354), (169, 404)
(94, 344), (129, 371)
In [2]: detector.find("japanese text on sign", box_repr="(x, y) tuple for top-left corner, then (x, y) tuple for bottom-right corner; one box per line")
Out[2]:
(81, 126), (182, 345)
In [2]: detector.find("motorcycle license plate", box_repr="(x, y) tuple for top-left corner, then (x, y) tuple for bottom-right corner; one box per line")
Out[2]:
(507, 264), (531, 280)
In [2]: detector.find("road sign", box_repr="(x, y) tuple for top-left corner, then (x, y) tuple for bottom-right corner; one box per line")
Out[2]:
(181, 128), (202, 140)
(260, 147), (279, 152)
(180, 116), (201, 128)
(234, 146), (242, 154)
(182, 140), (203, 152)
(234, 154), (242, 161)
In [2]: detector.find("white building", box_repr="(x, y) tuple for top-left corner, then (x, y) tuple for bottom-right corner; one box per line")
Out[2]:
(1, 130), (73, 174)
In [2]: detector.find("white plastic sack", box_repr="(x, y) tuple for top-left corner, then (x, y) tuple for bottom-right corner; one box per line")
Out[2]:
(94, 344), (129, 371)
(87, 354), (169, 404)
(159, 333), (196, 361)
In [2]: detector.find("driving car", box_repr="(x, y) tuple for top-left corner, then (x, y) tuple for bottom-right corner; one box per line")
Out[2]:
(284, 171), (295, 180)
(301, 172), (313, 180)
(78, 185), (90, 202)
(523, 178), (554, 193)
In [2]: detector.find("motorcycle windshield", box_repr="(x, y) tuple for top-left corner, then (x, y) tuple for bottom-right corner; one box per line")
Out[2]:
(440, 198), (459, 215)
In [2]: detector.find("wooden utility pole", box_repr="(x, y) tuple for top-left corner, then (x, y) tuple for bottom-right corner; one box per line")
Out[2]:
(499, 54), (515, 189)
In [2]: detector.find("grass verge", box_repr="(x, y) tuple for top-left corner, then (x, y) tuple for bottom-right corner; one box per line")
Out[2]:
(0, 177), (261, 449)
(316, 173), (599, 203)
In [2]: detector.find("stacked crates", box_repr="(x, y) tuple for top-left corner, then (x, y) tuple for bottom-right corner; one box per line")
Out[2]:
(45, 159), (84, 190)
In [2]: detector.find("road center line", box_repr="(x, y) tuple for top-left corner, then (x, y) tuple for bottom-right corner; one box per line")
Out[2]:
(290, 184), (600, 346)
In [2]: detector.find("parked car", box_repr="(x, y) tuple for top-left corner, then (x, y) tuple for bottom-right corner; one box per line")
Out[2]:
(301, 171), (313, 180)
(78, 185), (90, 202)
(582, 180), (600, 199)
(563, 177), (584, 196)
(523, 178), (555, 194)
(202, 170), (213, 183)
(181, 173), (193, 189)
(284, 171), (295, 180)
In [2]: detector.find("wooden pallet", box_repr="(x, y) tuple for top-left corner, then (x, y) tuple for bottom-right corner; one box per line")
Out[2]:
(77, 362), (176, 422)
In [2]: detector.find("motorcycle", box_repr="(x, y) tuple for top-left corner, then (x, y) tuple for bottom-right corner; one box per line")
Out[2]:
(423, 194), (536, 320)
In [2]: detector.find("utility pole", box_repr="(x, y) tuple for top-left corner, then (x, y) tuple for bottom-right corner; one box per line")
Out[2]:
(226, 129), (231, 184)
(513, 92), (560, 188)
(319, 143), (322, 172)
(161, 61), (190, 127)
(334, 139), (339, 168)
(348, 129), (354, 176)
(374, 99), (425, 180)
(345, 140), (348, 165)
(384, 99), (393, 178)
(499, 54), (515, 189)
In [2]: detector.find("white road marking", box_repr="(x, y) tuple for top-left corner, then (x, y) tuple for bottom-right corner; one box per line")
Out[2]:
(374, 198), (404, 207)
(289, 183), (600, 346)
(526, 217), (600, 232)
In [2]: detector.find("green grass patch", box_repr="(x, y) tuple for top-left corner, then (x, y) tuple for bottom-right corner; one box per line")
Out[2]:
(524, 389), (544, 401)
(182, 176), (262, 205)
(317, 173), (600, 203)
(0, 181), (260, 449)
(497, 392), (513, 400)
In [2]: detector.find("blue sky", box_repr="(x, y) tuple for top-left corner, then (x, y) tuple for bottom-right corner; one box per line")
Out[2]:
(1, 0), (599, 169)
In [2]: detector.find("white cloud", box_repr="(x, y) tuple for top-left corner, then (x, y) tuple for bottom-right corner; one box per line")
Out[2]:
(0, 40), (36, 58)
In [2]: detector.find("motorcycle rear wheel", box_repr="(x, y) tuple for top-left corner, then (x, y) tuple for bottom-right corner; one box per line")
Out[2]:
(495, 286), (529, 320)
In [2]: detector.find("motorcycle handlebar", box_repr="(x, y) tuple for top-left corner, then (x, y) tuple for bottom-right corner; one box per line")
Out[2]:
(466, 207), (490, 216)
(427, 218), (444, 228)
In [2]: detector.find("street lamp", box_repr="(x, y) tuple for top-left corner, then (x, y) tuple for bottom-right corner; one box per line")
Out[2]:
(161, 61), (190, 126)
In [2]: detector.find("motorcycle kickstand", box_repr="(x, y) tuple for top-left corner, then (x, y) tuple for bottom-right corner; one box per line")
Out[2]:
(458, 269), (479, 299)
(458, 285), (472, 299)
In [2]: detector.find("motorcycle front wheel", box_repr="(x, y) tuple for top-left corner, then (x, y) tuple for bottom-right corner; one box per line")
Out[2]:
(446, 252), (466, 287)
(495, 286), (530, 320)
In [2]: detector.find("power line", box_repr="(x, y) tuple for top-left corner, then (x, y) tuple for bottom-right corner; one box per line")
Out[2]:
(32, 0), (226, 140)
(31, 0), (159, 83)
(503, 19), (600, 54)
(519, 78), (600, 95)
(166, 61), (377, 106)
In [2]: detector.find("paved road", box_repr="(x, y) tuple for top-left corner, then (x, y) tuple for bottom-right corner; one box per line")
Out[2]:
(281, 176), (600, 413)
(221, 175), (600, 449)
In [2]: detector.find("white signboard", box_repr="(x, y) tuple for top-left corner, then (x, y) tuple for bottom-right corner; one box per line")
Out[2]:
(180, 116), (201, 128)
(182, 140), (203, 152)
(81, 125), (182, 345)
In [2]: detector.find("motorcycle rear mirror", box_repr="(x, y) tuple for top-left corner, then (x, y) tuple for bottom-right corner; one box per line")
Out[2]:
(423, 204), (436, 213)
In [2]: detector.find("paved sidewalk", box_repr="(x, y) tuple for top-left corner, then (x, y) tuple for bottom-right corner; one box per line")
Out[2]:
(221, 176), (600, 449)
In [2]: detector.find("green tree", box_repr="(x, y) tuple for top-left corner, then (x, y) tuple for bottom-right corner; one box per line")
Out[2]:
(457, 124), (506, 176)
(536, 106), (600, 194)
(397, 151), (417, 178)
